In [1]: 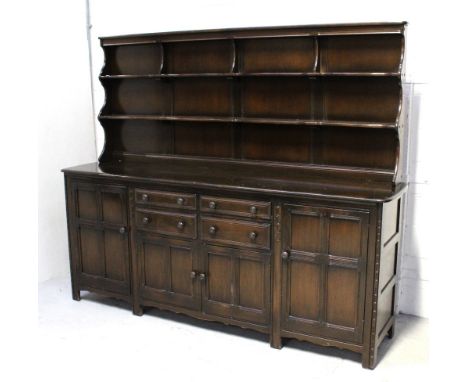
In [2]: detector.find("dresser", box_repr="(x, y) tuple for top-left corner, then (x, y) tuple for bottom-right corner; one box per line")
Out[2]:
(63, 22), (408, 369)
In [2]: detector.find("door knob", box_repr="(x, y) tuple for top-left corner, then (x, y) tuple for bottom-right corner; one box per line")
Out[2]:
(281, 251), (289, 260)
(119, 227), (126, 234)
(208, 226), (217, 235)
(190, 271), (197, 279)
(199, 273), (206, 281)
(177, 221), (185, 230)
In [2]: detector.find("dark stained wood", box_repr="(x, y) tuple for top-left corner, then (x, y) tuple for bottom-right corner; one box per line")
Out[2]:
(200, 195), (271, 219)
(103, 43), (163, 75)
(241, 77), (312, 119)
(164, 40), (234, 74)
(135, 188), (196, 210)
(241, 124), (311, 163)
(280, 204), (369, 343)
(239, 37), (317, 73)
(137, 235), (201, 311)
(67, 182), (131, 296)
(174, 122), (233, 158)
(173, 78), (233, 116)
(201, 245), (270, 325)
(135, 209), (197, 239)
(63, 22), (409, 370)
(200, 216), (271, 250)
(320, 34), (404, 74)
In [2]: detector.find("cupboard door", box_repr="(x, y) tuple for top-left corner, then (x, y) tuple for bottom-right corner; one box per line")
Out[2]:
(281, 204), (369, 343)
(138, 235), (201, 311)
(202, 245), (270, 325)
(72, 182), (130, 295)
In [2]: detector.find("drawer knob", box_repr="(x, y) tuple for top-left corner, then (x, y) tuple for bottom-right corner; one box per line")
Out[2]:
(199, 273), (206, 281)
(119, 227), (126, 234)
(249, 231), (258, 240)
(141, 193), (149, 201)
(177, 221), (185, 230)
(250, 206), (257, 215)
(208, 201), (217, 209)
(176, 197), (184, 205)
(208, 226), (217, 235)
(190, 271), (197, 279)
(281, 251), (289, 260)
(142, 216), (150, 225)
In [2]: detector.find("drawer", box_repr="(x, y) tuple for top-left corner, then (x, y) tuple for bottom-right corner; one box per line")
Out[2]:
(135, 209), (197, 239)
(201, 217), (270, 250)
(135, 189), (196, 210)
(200, 195), (271, 219)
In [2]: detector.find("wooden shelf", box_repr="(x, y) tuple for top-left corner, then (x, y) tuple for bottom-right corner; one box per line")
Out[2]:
(98, 114), (397, 129)
(62, 157), (402, 203)
(99, 72), (401, 79)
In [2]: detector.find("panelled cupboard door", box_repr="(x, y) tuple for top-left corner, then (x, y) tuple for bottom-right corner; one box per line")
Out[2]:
(281, 204), (369, 343)
(137, 235), (201, 311)
(202, 245), (270, 325)
(72, 182), (130, 295)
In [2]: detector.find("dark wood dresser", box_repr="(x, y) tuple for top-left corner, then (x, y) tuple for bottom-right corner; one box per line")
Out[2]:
(63, 22), (408, 369)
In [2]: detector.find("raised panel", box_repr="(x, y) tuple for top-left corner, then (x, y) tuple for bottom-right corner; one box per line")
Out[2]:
(376, 284), (394, 336)
(170, 246), (193, 296)
(207, 252), (232, 304)
(382, 198), (400, 244)
(328, 216), (361, 258)
(142, 241), (166, 290)
(76, 188), (97, 221)
(289, 260), (321, 321)
(290, 213), (321, 253)
(103, 230), (126, 281)
(238, 258), (264, 310)
(80, 227), (103, 276)
(101, 190), (125, 224)
(379, 243), (397, 291)
(326, 267), (359, 328)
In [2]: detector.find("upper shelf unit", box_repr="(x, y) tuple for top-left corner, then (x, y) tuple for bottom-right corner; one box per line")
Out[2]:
(96, 23), (407, 187)
(100, 33), (404, 77)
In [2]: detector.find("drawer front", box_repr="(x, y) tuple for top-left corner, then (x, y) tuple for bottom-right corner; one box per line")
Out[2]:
(200, 196), (271, 219)
(135, 209), (197, 239)
(135, 189), (196, 210)
(201, 217), (270, 250)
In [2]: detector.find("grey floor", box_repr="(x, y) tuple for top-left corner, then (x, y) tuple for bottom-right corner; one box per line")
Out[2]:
(38, 278), (429, 381)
